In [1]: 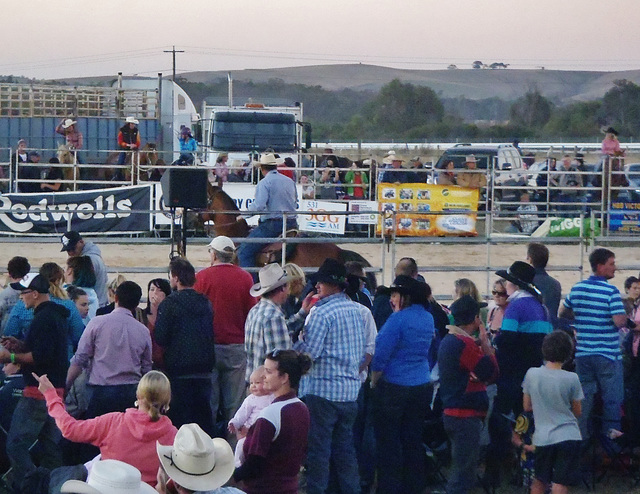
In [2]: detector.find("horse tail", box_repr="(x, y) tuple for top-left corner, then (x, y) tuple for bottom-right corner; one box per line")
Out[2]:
(339, 248), (377, 290)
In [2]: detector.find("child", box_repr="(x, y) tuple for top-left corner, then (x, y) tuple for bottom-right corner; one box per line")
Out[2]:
(228, 366), (275, 467)
(522, 330), (584, 494)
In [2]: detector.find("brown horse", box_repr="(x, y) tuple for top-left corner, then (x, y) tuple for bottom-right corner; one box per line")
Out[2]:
(199, 184), (376, 287)
(56, 144), (76, 188)
(104, 143), (159, 184)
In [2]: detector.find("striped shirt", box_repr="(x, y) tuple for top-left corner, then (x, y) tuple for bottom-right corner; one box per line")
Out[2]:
(295, 292), (365, 402)
(564, 275), (626, 360)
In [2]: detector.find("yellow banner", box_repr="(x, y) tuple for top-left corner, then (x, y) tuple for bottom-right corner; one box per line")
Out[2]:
(377, 183), (479, 236)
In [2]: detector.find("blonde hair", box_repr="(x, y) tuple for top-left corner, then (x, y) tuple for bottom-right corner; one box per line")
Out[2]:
(136, 370), (171, 422)
(454, 278), (482, 302)
(283, 263), (305, 281)
(108, 274), (127, 294)
(39, 262), (68, 299)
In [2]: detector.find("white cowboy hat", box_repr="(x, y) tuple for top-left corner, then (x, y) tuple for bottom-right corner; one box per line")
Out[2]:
(207, 235), (235, 253)
(250, 263), (293, 297)
(157, 424), (234, 492)
(465, 155), (477, 163)
(253, 152), (279, 167)
(125, 116), (139, 125)
(61, 459), (156, 494)
(62, 118), (77, 129)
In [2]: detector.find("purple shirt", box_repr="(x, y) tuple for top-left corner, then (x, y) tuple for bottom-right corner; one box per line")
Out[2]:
(71, 307), (152, 386)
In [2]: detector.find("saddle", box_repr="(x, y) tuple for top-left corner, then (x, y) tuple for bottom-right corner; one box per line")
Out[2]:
(255, 229), (299, 267)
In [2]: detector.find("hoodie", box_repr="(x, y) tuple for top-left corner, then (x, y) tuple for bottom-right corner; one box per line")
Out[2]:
(23, 301), (70, 390)
(43, 388), (177, 486)
(81, 241), (109, 307)
(154, 288), (216, 377)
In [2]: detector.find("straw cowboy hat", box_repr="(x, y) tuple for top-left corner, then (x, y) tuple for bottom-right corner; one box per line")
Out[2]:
(250, 263), (293, 297)
(495, 261), (542, 298)
(125, 116), (139, 125)
(157, 424), (234, 492)
(62, 118), (77, 129)
(60, 459), (156, 494)
(253, 152), (279, 167)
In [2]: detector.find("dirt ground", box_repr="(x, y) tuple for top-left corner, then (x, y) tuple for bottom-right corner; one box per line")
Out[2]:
(1, 239), (639, 302)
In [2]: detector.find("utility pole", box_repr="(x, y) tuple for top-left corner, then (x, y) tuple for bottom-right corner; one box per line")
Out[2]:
(163, 46), (184, 82)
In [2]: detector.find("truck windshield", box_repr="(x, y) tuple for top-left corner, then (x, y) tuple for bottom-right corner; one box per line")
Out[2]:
(211, 111), (296, 152)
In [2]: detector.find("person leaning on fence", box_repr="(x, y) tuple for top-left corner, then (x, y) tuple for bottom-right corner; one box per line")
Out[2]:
(117, 116), (141, 166)
(456, 155), (486, 189)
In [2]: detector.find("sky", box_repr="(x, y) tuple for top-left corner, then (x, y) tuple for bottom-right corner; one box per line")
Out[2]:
(3, 0), (640, 80)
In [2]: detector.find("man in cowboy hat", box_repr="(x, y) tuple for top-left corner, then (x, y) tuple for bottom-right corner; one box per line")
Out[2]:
(486, 260), (552, 488)
(381, 155), (413, 184)
(438, 295), (498, 494)
(195, 236), (257, 429)
(560, 248), (629, 441)
(237, 152), (298, 269)
(55, 117), (83, 151)
(117, 115), (141, 166)
(156, 424), (237, 494)
(244, 263), (311, 383)
(155, 258), (216, 436)
(294, 258), (365, 494)
(61, 459), (156, 494)
(457, 155), (487, 189)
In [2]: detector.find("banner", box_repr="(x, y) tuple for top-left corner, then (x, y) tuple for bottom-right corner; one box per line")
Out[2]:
(0, 185), (152, 234)
(376, 183), (479, 236)
(299, 200), (347, 234)
(610, 202), (640, 234)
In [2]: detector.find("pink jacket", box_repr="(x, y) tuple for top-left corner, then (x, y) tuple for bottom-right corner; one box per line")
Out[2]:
(602, 137), (621, 156)
(44, 389), (177, 485)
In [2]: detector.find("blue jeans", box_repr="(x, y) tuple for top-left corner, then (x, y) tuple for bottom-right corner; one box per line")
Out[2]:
(372, 380), (430, 494)
(304, 394), (360, 494)
(575, 354), (623, 439)
(6, 397), (63, 489)
(443, 415), (483, 494)
(86, 383), (138, 418)
(169, 375), (214, 437)
(237, 219), (297, 268)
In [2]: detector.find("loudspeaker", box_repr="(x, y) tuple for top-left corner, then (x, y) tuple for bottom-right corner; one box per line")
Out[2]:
(160, 168), (208, 209)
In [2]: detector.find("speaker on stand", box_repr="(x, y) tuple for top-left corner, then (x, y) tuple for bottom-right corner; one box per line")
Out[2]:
(160, 168), (208, 256)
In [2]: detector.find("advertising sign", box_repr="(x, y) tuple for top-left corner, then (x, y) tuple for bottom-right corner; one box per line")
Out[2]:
(0, 185), (152, 234)
(348, 200), (378, 225)
(610, 202), (640, 234)
(376, 183), (479, 236)
(299, 200), (347, 234)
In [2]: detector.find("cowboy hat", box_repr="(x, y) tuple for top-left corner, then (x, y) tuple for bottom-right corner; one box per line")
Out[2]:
(495, 261), (541, 297)
(310, 258), (347, 287)
(253, 152), (279, 167)
(157, 424), (234, 492)
(465, 155), (477, 163)
(602, 126), (619, 136)
(250, 263), (292, 297)
(62, 118), (77, 129)
(125, 116), (139, 125)
(60, 459), (156, 494)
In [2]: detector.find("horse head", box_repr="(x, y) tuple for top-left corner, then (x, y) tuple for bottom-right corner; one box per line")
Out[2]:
(200, 184), (249, 238)
(140, 143), (158, 167)
(57, 144), (74, 164)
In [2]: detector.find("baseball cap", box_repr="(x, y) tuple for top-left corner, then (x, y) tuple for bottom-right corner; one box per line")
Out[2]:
(449, 295), (487, 326)
(207, 236), (235, 252)
(60, 231), (82, 252)
(10, 273), (50, 294)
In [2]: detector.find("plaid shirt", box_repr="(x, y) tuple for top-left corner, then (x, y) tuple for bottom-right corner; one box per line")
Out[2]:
(245, 298), (293, 381)
(295, 292), (365, 402)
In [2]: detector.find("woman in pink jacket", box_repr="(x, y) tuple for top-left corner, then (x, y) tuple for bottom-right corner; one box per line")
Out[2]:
(33, 370), (177, 487)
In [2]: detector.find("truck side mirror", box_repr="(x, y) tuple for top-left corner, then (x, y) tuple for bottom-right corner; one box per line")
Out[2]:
(304, 123), (312, 150)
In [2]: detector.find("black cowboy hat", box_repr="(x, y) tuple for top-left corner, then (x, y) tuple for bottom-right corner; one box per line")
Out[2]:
(450, 294), (488, 326)
(389, 275), (421, 296)
(311, 258), (347, 287)
(603, 126), (619, 136)
(495, 261), (541, 297)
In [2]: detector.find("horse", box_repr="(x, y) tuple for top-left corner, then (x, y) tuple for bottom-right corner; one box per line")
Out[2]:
(105, 143), (158, 184)
(198, 184), (377, 288)
(56, 144), (76, 189)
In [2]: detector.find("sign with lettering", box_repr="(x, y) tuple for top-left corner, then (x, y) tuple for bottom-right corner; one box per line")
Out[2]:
(0, 185), (152, 234)
(299, 200), (347, 234)
(610, 202), (640, 234)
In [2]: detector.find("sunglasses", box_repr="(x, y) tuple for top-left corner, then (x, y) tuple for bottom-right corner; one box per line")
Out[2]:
(492, 290), (507, 296)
